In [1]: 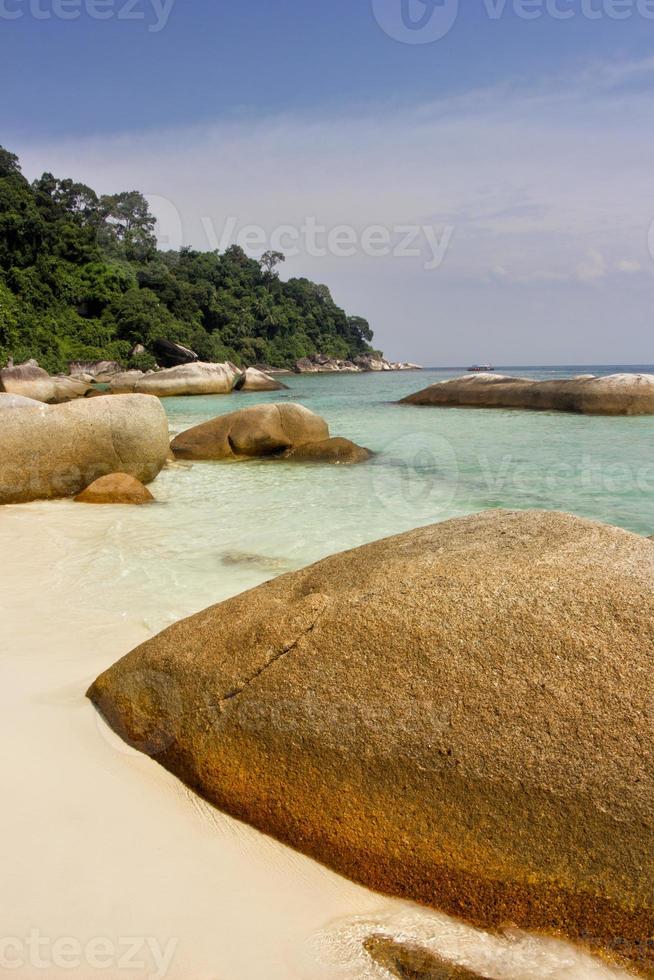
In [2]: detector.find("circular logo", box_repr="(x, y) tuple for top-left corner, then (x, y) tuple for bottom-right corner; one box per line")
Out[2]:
(372, 0), (460, 44)
(370, 430), (460, 521)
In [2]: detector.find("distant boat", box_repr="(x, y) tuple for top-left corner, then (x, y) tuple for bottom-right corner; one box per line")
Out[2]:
(467, 364), (495, 373)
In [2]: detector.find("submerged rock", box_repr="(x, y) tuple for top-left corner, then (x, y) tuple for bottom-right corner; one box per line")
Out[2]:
(400, 372), (654, 415)
(108, 362), (240, 397)
(75, 473), (155, 505)
(364, 936), (490, 980)
(220, 551), (290, 572)
(88, 509), (654, 976)
(171, 403), (330, 459)
(0, 394), (169, 504)
(0, 360), (91, 403)
(284, 436), (372, 464)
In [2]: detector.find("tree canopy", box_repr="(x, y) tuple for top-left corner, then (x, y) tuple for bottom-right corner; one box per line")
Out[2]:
(0, 148), (376, 373)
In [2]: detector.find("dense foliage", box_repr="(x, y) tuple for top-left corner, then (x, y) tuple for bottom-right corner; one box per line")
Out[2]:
(0, 147), (376, 373)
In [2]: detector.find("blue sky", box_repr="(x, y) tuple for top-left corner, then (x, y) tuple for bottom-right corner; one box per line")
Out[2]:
(4, 0), (654, 364)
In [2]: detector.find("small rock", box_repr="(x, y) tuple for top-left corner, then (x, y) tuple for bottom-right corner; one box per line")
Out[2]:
(284, 437), (372, 464)
(364, 936), (491, 980)
(75, 473), (155, 505)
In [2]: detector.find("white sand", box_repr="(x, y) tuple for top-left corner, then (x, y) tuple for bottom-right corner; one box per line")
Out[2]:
(0, 500), (635, 979)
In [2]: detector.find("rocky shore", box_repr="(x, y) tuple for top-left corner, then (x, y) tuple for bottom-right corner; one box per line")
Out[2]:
(295, 353), (422, 373)
(0, 395), (371, 504)
(88, 508), (654, 978)
(400, 371), (654, 415)
(0, 352), (419, 403)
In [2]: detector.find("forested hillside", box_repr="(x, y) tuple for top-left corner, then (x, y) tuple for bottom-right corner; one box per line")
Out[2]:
(0, 147), (376, 373)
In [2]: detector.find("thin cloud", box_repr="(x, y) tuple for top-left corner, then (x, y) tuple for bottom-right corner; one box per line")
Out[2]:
(9, 58), (654, 364)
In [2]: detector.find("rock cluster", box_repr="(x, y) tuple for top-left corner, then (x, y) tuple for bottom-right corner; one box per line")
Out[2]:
(106, 361), (241, 397)
(89, 509), (654, 976)
(171, 403), (370, 464)
(294, 354), (421, 374)
(400, 372), (654, 415)
(1, 360), (91, 403)
(0, 394), (169, 504)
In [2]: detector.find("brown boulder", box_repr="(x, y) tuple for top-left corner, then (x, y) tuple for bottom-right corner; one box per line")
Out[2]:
(364, 936), (490, 980)
(75, 473), (155, 505)
(0, 394), (169, 504)
(88, 509), (654, 976)
(0, 393), (45, 411)
(234, 367), (288, 392)
(400, 372), (654, 415)
(171, 403), (329, 460)
(108, 361), (239, 397)
(285, 437), (371, 464)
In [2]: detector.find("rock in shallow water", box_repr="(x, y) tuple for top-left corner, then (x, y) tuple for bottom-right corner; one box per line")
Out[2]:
(364, 935), (490, 979)
(74, 473), (155, 505)
(284, 436), (372, 464)
(88, 509), (654, 976)
(0, 394), (169, 504)
(170, 403), (369, 463)
(400, 372), (654, 415)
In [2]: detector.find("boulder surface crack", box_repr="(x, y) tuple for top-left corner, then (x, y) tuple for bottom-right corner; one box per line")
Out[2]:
(219, 601), (327, 706)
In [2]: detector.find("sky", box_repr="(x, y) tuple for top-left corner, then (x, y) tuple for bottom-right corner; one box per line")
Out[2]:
(3, 0), (654, 365)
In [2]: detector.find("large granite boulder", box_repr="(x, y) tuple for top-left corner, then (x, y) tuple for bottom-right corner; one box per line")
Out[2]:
(171, 403), (330, 459)
(0, 360), (90, 403)
(108, 362), (239, 397)
(88, 509), (654, 975)
(0, 394), (169, 504)
(233, 367), (288, 392)
(400, 372), (654, 415)
(75, 473), (155, 505)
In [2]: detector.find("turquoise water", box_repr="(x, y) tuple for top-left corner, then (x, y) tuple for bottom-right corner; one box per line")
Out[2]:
(33, 366), (654, 633)
(164, 365), (654, 546)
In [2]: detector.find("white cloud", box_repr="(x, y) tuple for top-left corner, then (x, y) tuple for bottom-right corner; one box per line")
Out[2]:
(616, 259), (642, 274)
(576, 250), (607, 284)
(9, 59), (654, 364)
